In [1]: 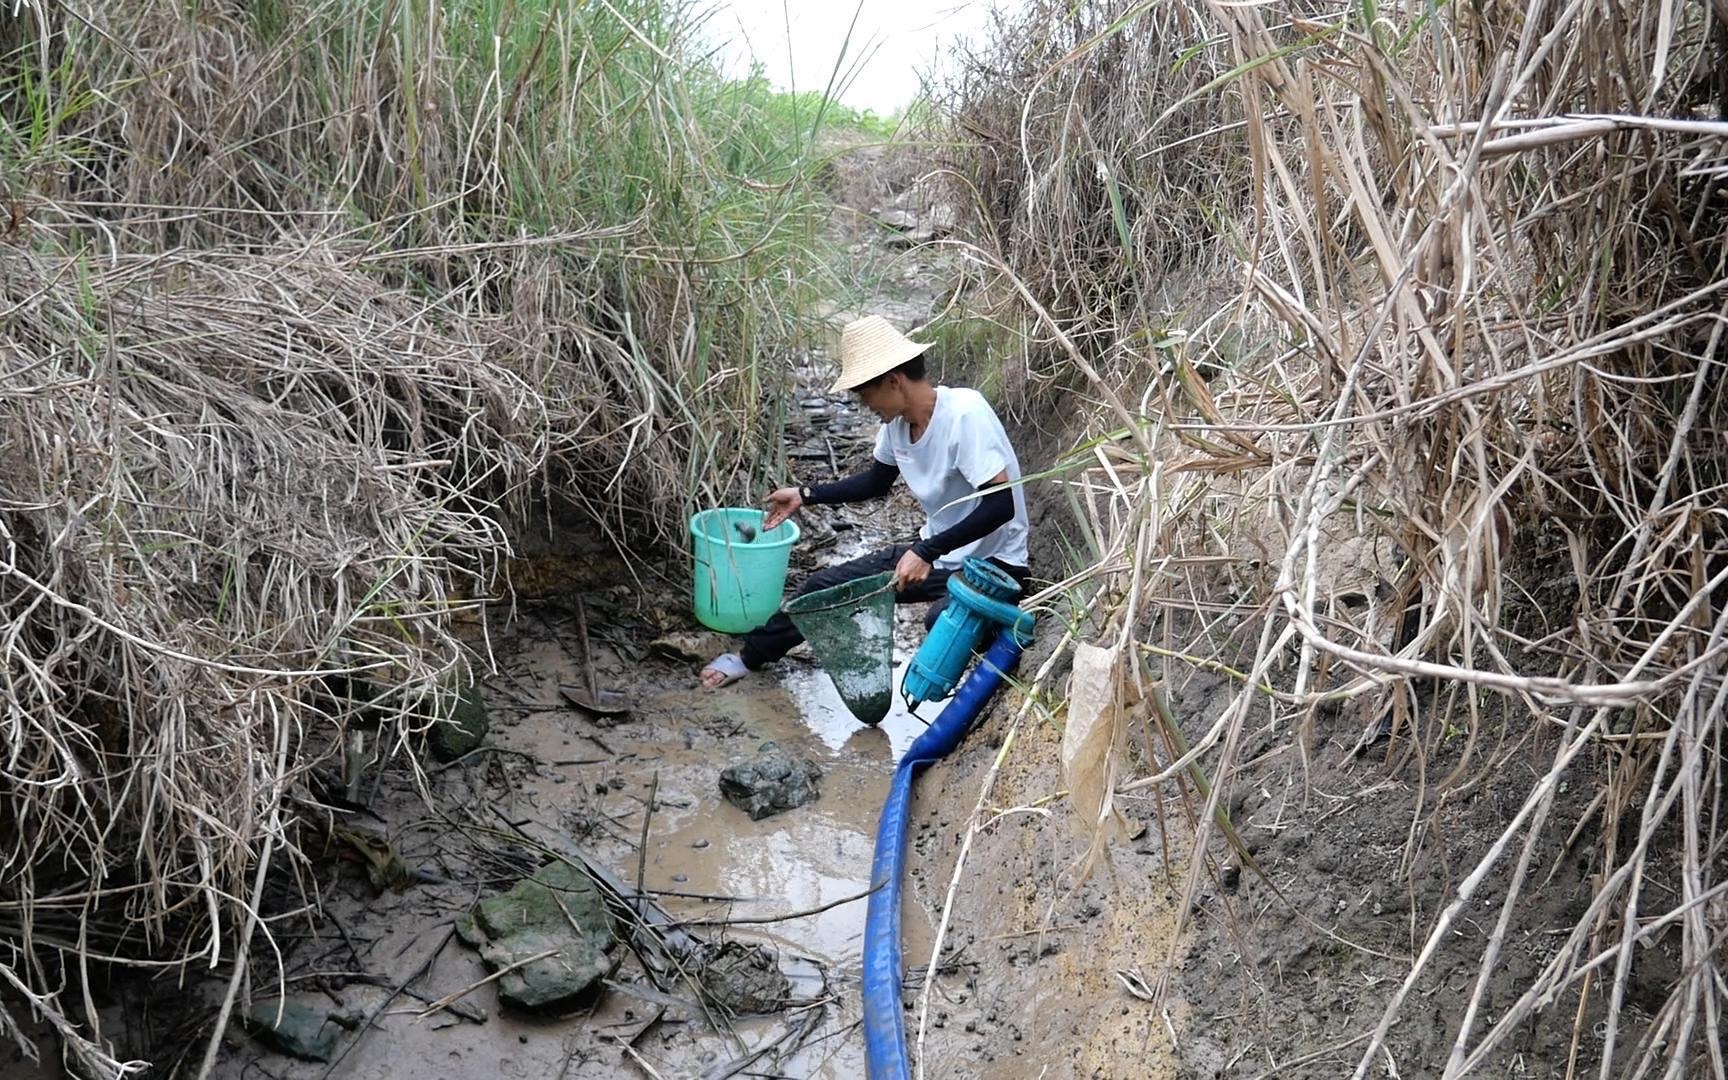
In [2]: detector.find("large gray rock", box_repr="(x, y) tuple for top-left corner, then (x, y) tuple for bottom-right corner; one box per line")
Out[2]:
(241, 997), (338, 1062)
(719, 742), (821, 820)
(430, 680), (488, 762)
(455, 860), (613, 1010)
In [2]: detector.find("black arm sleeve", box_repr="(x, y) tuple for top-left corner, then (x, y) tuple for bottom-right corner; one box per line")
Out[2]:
(911, 485), (1014, 564)
(806, 459), (898, 505)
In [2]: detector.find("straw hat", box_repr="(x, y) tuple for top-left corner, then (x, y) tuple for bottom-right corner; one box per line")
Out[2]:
(829, 315), (933, 393)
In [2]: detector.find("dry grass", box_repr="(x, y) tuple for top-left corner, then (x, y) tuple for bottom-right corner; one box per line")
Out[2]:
(7, 0), (824, 547)
(935, 0), (1728, 1075)
(0, 1), (828, 1074)
(0, 245), (542, 1077)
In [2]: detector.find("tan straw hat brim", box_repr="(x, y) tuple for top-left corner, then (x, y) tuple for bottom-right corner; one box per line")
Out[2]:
(829, 314), (933, 393)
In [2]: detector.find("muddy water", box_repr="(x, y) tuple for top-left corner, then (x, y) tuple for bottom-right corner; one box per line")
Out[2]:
(510, 635), (940, 940)
(225, 617), (946, 1080)
(466, 616), (944, 1078)
(642, 673), (940, 964)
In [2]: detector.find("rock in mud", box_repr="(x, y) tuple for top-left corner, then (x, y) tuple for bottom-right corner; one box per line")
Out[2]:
(719, 742), (821, 820)
(429, 680), (488, 762)
(872, 203), (958, 247)
(241, 997), (339, 1062)
(699, 941), (791, 1015)
(455, 860), (614, 1010)
(648, 630), (730, 663)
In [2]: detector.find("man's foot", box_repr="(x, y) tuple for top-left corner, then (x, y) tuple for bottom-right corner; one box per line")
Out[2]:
(700, 653), (748, 690)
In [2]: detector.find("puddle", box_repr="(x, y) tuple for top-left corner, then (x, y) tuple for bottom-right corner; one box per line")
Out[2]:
(780, 650), (945, 760)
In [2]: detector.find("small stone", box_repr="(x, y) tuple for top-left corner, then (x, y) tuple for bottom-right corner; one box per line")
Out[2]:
(699, 941), (791, 1015)
(329, 1007), (365, 1030)
(649, 631), (730, 663)
(874, 208), (920, 231)
(691, 839), (710, 849)
(242, 998), (338, 1062)
(429, 681), (488, 762)
(672, 874), (688, 883)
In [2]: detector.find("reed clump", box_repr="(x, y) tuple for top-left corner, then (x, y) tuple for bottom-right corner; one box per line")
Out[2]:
(936, 1), (1728, 1074)
(1, 1), (827, 1073)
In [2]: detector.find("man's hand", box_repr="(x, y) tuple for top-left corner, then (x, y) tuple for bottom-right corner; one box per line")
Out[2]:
(893, 549), (932, 592)
(762, 486), (803, 530)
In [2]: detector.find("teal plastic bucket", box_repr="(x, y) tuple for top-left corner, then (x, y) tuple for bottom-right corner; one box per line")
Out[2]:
(690, 508), (801, 633)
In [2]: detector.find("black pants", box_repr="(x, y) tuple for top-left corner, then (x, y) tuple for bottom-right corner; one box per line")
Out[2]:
(739, 545), (1031, 670)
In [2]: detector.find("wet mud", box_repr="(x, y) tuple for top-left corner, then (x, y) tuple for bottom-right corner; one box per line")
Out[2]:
(220, 613), (918, 1080)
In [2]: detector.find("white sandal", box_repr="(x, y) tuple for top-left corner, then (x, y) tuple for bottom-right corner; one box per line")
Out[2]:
(700, 652), (748, 689)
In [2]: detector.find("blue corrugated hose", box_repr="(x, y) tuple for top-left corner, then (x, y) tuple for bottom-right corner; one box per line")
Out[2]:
(862, 630), (1026, 1080)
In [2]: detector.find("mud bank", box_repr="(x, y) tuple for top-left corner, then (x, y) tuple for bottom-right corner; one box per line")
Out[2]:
(901, 655), (1193, 1080)
(902, 613), (1679, 1079)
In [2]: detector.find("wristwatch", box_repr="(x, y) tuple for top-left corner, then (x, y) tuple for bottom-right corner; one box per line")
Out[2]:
(799, 484), (813, 503)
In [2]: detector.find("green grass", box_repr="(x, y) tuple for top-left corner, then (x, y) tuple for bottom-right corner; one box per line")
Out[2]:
(742, 74), (907, 140)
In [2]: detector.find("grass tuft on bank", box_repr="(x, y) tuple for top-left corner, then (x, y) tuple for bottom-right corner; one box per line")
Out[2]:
(0, 1), (851, 1073)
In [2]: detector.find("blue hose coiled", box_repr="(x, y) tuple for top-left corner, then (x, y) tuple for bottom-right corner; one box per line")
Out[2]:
(862, 630), (1026, 1080)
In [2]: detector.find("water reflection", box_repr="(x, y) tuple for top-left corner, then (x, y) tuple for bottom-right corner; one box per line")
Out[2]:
(780, 653), (946, 760)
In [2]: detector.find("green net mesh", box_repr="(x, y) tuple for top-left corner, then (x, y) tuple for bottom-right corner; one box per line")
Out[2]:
(784, 571), (896, 725)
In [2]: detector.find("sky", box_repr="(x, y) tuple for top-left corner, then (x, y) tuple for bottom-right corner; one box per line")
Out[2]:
(699, 0), (1003, 116)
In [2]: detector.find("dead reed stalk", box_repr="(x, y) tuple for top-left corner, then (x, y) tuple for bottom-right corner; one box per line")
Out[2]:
(939, 0), (1728, 1074)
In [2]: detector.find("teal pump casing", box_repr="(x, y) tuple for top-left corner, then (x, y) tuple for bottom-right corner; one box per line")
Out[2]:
(902, 557), (1034, 707)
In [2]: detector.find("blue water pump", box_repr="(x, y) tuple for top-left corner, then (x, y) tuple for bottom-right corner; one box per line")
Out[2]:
(902, 557), (1034, 707)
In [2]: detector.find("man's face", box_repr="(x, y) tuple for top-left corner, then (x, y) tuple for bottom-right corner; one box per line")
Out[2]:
(854, 374), (901, 421)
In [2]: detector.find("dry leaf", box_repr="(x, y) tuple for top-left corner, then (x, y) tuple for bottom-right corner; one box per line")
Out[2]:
(1062, 641), (1131, 879)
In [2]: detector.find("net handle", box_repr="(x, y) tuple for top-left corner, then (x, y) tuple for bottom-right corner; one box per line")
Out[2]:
(781, 578), (897, 617)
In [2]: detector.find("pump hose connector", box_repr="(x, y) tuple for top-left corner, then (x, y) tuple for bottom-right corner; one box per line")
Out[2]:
(902, 557), (1033, 708)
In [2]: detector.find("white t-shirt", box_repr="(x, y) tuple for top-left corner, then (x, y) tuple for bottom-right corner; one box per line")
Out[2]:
(872, 386), (1030, 570)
